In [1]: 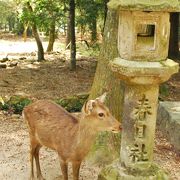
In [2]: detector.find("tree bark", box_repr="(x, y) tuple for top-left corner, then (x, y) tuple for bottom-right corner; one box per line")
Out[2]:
(89, 10), (124, 121)
(26, 2), (45, 61)
(33, 25), (45, 61)
(4, 23), (7, 32)
(89, 10), (123, 160)
(103, 0), (109, 33)
(168, 13), (179, 59)
(91, 18), (97, 42)
(47, 20), (56, 52)
(23, 22), (29, 42)
(66, 14), (71, 48)
(69, 0), (76, 70)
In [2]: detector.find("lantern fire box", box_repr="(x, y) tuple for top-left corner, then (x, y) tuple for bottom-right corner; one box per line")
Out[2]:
(109, 0), (180, 61)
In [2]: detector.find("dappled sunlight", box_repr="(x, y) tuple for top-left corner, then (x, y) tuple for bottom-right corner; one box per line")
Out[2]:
(0, 39), (65, 59)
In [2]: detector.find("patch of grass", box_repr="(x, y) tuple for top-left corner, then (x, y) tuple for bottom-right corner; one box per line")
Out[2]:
(159, 83), (169, 100)
(55, 93), (89, 112)
(77, 41), (100, 57)
(0, 95), (32, 114)
(0, 94), (89, 115)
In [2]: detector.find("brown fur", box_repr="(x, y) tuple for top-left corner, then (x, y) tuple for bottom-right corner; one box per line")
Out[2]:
(23, 98), (121, 180)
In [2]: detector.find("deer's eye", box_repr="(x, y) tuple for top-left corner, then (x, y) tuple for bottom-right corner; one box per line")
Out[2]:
(98, 113), (104, 117)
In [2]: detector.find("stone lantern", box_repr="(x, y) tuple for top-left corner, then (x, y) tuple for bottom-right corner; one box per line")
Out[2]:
(98, 0), (179, 179)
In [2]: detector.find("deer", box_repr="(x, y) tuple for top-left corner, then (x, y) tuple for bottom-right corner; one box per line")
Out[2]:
(23, 93), (121, 180)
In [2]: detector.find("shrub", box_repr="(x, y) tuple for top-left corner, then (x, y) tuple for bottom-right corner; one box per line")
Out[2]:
(0, 95), (32, 114)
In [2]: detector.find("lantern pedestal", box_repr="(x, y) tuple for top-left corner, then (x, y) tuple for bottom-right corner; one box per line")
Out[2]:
(98, 58), (178, 180)
(98, 161), (168, 180)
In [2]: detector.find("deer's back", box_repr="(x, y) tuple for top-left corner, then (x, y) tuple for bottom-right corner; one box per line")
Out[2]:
(23, 100), (79, 156)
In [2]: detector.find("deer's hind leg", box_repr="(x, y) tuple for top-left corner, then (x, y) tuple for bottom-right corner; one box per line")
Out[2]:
(72, 161), (81, 180)
(29, 136), (43, 180)
(59, 155), (68, 180)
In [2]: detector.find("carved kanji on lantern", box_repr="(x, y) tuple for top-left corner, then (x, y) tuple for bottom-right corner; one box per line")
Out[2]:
(130, 144), (148, 163)
(134, 94), (152, 121)
(130, 94), (152, 163)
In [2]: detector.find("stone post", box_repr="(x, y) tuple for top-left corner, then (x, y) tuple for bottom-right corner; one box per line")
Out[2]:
(110, 58), (179, 168)
(98, 58), (178, 179)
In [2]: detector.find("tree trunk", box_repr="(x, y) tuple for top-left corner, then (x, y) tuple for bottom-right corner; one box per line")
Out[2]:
(23, 22), (29, 42)
(4, 23), (7, 32)
(66, 14), (71, 48)
(32, 25), (45, 61)
(26, 2), (45, 61)
(168, 13), (179, 59)
(63, 0), (71, 48)
(47, 20), (56, 52)
(89, 10), (124, 121)
(89, 10), (123, 162)
(103, 0), (109, 33)
(91, 18), (97, 42)
(69, 0), (76, 70)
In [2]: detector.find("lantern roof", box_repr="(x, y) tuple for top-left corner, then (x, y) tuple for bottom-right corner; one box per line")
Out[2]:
(108, 0), (180, 12)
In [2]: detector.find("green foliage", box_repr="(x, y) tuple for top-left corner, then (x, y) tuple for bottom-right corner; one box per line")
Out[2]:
(159, 83), (169, 100)
(76, 0), (104, 25)
(76, 0), (106, 40)
(18, 0), (65, 35)
(13, 20), (25, 35)
(0, 94), (89, 115)
(56, 94), (89, 112)
(1, 0), (107, 41)
(0, 0), (17, 30)
(34, 0), (64, 32)
(0, 95), (32, 114)
(77, 41), (101, 57)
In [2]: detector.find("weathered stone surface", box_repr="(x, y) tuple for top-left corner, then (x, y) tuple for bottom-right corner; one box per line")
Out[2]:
(118, 11), (171, 61)
(119, 85), (159, 167)
(108, 0), (180, 12)
(157, 101), (180, 151)
(110, 58), (179, 85)
(98, 161), (169, 180)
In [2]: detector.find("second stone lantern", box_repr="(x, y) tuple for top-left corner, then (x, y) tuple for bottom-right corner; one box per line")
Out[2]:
(98, 0), (179, 179)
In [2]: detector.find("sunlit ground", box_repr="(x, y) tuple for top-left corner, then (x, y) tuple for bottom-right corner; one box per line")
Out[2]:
(0, 39), (65, 59)
(0, 37), (98, 60)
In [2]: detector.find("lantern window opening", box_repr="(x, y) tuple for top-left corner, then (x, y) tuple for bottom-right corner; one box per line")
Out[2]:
(135, 23), (156, 52)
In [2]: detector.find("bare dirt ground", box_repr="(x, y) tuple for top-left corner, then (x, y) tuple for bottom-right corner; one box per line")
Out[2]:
(0, 36), (180, 179)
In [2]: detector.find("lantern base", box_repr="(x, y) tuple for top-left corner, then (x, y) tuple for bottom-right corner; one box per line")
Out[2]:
(98, 160), (168, 180)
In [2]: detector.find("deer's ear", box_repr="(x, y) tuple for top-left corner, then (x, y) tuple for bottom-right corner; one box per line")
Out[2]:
(82, 100), (95, 115)
(96, 92), (107, 103)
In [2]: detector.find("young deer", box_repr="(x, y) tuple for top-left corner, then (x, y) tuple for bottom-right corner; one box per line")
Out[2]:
(23, 93), (121, 180)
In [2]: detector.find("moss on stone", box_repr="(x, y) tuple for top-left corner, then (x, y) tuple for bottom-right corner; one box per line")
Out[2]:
(98, 165), (120, 180)
(98, 162), (169, 180)
(87, 132), (121, 166)
(126, 163), (164, 176)
(108, 0), (180, 12)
